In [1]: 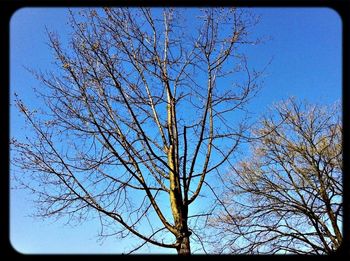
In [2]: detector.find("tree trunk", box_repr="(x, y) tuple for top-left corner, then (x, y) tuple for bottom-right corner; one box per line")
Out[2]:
(176, 234), (191, 255)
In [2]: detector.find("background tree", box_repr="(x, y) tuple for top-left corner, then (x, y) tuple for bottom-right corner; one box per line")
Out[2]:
(11, 7), (263, 255)
(209, 98), (342, 254)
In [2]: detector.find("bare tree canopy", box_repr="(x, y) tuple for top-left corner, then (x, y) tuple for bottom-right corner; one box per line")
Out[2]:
(11, 7), (263, 255)
(209, 98), (342, 254)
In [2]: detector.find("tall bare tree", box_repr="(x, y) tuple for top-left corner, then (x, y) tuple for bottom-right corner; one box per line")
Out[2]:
(11, 8), (263, 254)
(209, 98), (342, 254)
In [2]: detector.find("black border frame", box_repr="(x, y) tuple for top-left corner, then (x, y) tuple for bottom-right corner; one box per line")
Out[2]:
(1, 0), (349, 258)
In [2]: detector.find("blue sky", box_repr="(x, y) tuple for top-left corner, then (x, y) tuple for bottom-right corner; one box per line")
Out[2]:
(10, 7), (342, 254)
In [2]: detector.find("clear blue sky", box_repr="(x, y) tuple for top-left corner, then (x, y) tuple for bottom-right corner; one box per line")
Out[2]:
(10, 7), (342, 254)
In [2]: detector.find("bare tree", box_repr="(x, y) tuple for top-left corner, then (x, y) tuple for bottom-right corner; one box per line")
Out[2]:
(209, 98), (342, 254)
(11, 8), (263, 255)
